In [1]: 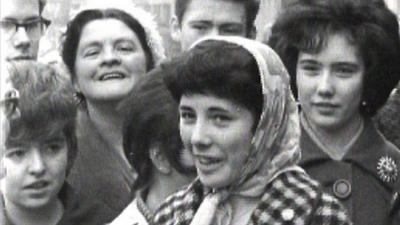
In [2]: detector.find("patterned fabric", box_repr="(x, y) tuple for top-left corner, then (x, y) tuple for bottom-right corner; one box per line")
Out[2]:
(154, 171), (351, 225)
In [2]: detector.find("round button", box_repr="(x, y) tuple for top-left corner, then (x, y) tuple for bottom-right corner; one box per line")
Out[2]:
(333, 179), (351, 199)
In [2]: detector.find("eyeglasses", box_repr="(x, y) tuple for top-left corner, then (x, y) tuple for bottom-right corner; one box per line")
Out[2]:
(0, 18), (49, 41)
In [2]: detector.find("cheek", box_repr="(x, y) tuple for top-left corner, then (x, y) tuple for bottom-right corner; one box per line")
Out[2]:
(179, 123), (193, 148)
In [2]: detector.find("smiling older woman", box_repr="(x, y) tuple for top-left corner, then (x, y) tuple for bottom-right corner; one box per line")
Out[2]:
(61, 2), (165, 217)
(153, 36), (351, 225)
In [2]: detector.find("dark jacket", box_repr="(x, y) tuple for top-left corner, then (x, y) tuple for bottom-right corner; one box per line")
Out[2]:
(1, 183), (115, 225)
(67, 110), (136, 216)
(300, 118), (400, 225)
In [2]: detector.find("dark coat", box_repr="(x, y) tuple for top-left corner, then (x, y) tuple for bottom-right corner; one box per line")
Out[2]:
(300, 118), (400, 225)
(67, 110), (136, 216)
(1, 183), (115, 225)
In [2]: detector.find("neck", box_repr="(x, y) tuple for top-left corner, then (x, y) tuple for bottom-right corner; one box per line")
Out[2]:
(146, 171), (191, 212)
(305, 113), (363, 159)
(5, 198), (63, 225)
(229, 195), (259, 225)
(86, 101), (127, 164)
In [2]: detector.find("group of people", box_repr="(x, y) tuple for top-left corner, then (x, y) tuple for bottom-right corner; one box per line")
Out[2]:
(1, 0), (400, 225)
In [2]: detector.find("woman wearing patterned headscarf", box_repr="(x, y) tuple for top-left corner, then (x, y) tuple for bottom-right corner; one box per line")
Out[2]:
(61, 1), (165, 217)
(153, 36), (350, 225)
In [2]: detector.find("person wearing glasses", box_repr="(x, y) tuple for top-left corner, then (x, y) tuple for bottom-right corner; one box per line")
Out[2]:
(0, 0), (49, 62)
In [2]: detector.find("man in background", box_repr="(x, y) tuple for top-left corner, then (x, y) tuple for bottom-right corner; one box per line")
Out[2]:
(170, 0), (259, 50)
(1, 0), (48, 61)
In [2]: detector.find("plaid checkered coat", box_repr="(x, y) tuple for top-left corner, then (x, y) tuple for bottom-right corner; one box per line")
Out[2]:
(153, 171), (351, 225)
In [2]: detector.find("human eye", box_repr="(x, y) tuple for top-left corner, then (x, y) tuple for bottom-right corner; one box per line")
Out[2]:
(220, 25), (243, 35)
(83, 47), (100, 57)
(5, 148), (27, 161)
(191, 23), (208, 32)
(25, 19), (41, 29)
(0, 20), (15, 31)
(180, 109), (196, 124)
(210, 113), (232, 127)
(333, 65), (359, 78)
(116, 41), (135, 53)
(43, 141), (65, 155)
(299, 61), (321, 76)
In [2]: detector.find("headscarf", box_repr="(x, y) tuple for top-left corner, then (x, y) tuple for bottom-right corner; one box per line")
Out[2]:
(68, 0), (165, 66)
(188, 36), (303, 225)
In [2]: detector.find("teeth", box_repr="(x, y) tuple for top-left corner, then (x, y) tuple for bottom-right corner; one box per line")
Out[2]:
(100, 73), (124, 80)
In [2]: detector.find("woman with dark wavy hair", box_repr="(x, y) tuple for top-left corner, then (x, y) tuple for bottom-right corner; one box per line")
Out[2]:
(268, 0), (400, 224)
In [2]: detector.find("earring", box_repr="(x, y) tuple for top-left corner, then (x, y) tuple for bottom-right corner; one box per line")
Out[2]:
(362, 101), (367, 107)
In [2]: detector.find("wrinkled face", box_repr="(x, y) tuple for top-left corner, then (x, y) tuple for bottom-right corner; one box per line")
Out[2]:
(0, 0), (41, 61)
(296, 34), (364, 131)
(179, 94), (254, 188)
(174, 0), (247, 50)
(1, 131), (68, 209)
(74, 19), (147, 103)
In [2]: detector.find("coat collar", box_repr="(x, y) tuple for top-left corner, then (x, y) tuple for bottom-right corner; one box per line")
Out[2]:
(301, 117), (400, 191)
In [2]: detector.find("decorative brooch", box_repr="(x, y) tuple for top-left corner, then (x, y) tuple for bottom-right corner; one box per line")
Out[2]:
(377, 156), (398, 183)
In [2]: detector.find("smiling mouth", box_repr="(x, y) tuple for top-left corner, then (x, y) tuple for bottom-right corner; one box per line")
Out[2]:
(196, 155), (223, 166)
(25, 180), (50, 190)
(99, 73), (125, 81)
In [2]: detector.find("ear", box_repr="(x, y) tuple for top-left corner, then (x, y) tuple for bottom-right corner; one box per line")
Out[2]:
(170, 15), (182, 43)
(149, 147), (171, 174)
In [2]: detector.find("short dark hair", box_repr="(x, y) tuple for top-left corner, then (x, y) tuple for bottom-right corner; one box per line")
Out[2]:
(174, 0), (259, 35)
(5, 61), (77, 173)
(165, 39), (263, 127)
(62, 9), (155, 81)
(268, 0), (400, 117)
(120, 65), (191, 190)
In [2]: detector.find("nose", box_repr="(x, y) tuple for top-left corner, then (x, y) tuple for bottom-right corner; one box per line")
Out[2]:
(13, 26), (31, 49)
(208, 27), (220, 36)
(316, 69), (334, 97)
(101, 46), (121, 66)
(29, 149), (46, 176)
(191, 121), (212, 151)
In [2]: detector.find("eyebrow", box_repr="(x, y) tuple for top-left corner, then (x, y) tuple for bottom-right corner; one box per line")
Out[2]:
(179, 105), (193, 111)
(1, 16), (41, 23)
(208, 107), (230, 113)
(80, 38), (135, 48)
(298, 59), (321, 65)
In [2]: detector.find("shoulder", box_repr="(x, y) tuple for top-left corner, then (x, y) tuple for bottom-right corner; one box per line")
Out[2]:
(154, 180), (202, 225)
(257, 171), (351, 225)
